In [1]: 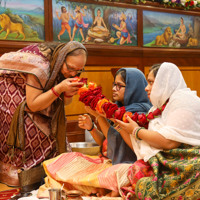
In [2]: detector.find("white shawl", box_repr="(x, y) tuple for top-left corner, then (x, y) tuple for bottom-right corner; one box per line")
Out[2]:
(130, 62), (200, 162)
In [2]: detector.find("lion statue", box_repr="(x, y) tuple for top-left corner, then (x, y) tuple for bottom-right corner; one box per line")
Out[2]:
(0, 13), (25, 40)
(155, 26), (172, 46)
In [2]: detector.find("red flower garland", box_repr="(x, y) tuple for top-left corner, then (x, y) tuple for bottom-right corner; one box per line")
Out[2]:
(76, 77), (167, 128)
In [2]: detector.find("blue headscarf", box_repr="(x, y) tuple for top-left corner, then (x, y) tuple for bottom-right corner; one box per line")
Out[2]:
(107, 68), (151, 165)
(115, 68), (151, 113)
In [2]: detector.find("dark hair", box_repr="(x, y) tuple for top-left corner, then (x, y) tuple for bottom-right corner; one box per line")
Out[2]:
(61, 6), (66, 13)
(115, 69), (126, 83)
(181, 17), (184, 22)
(149, 63), (161, 78)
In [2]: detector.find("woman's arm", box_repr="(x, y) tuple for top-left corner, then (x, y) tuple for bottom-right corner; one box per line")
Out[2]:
(136, 129), (181, 150)
(78, 114), (105, 146)
(26, 74), (83, 112)
(84, 106), (110, 138)
(115, 116), (181, 150)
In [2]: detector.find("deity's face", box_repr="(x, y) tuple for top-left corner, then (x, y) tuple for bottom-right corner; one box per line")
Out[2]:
(62, 7), (67, 13)
(180, 18), (184, 24)
(61, 54), (86, 78)
(112, 74), (126, 104)
(97, 10), (101, 17)
(145, 70), (155, 101)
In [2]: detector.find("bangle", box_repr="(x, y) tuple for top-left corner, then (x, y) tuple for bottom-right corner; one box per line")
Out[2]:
(51, 87), (62, 101)
(115, 124), (121, 132)
(64, 92), (72, 98)
(87, 122), (95, 131)
(135, 127), (145, 140)
(132, 127), (140, 138)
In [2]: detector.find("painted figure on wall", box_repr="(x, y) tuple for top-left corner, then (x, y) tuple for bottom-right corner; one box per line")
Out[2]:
(0, 13), (25, 40)
(175, 17), (186, 39)
(92, 8), (108, 33)
(70, 5), (89, 42)
(52, 0), (137, 46)
(0, 0), (44, 41)
(143, 11), (200, 48)
(56, 6), (72, 41)
(112, 13), (132, 45)
(86, 7), (110, 43)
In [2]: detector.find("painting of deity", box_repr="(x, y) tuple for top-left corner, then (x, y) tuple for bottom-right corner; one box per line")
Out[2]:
(143, 10), (200, 48)
(52, 0), (137, 46)
(0, 0), (44, 41)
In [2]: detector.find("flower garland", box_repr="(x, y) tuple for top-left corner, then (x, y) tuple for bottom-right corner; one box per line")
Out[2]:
(104, 0), (200, 10)
(76, 77), (167, 128)
(162, 0), (200, 10)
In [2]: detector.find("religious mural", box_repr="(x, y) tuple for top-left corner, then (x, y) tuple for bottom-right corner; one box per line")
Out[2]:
(0, 0), (44, 41)
(143, 10), (200, 48)
(53, 0), (137, 46)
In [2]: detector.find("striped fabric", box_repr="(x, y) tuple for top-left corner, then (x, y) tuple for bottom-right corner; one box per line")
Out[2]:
(40, 152), (132, 197)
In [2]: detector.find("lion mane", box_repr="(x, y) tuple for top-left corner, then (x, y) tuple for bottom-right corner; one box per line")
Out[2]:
(0, 13), (25, 40)
(155, 26), (172, 46)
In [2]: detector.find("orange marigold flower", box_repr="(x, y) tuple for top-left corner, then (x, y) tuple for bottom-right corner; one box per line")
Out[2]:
(88, 81), (97, 90)
(96, 98), (109, 113)
(78, 86), (89, 95)
(122, 111), (133, 123)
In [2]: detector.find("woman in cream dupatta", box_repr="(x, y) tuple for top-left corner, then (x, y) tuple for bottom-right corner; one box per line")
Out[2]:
(116, 62), (200, 199)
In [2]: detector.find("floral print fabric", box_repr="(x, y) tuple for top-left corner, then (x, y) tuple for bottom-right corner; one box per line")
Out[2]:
(135, 144), (200, 199)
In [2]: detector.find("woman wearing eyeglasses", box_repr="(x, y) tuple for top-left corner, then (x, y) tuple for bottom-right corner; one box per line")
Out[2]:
(78, 68), (151, 164)
(0, 41), (87, 189)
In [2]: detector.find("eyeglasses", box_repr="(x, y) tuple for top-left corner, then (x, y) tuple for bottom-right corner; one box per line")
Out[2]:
(65, 61), (85, 74)
(112, 82), (126, 91)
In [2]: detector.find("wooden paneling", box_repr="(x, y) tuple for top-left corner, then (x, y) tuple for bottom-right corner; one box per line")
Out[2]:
(144, 66), (200, 97)
(66, 120), (85, 142)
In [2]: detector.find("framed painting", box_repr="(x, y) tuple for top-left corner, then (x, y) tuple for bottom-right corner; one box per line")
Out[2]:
(52, 0), (137, 46)
(143, 10), (200, 48)
(0, 0), (45, 42)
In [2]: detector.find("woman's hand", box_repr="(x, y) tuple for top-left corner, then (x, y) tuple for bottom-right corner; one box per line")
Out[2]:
(60, 78), (84, 97)
(78, 114), (93, 130)
(115, 116), (139, 134)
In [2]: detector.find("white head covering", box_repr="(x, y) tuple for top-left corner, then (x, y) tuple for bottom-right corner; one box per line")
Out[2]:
(150, 62), (187, 108)
(130, 62), (200, 161)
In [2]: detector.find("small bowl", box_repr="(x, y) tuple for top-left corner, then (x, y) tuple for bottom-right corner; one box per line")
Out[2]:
(70, 142), (100, 156)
